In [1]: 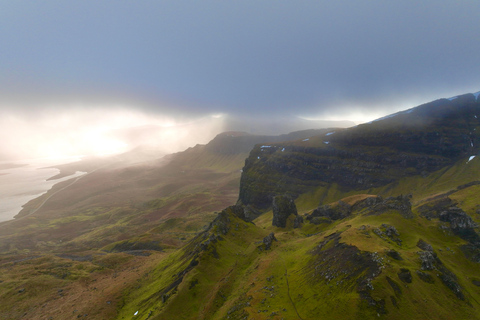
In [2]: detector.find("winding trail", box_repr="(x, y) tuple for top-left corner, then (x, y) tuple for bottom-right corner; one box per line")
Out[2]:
(26, 163), (112, 217)
(27, 173), (86, 216)
(0, 164), (109, 227)
(284, 267), (304, 320)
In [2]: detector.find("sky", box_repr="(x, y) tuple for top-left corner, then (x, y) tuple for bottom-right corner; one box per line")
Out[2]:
(1, 1), (480, 160)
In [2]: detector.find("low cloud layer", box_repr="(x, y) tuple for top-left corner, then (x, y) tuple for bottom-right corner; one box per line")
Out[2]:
(0, 107), (226, 161)
(1, 2), (479, 161)
(1, 2), (479, 120)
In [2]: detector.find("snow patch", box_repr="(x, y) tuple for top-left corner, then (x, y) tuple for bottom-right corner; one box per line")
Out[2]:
(326, 131), (335, 136)
(302, 138), (309, 141)
(448, 96), (458, 101)
(474, 91), (480, 100)
(281, 148), (285, 152)
(261, 145), (271, 148)
(134, 311), (139, 316)
(467, 156), (476, 163)
(324, 141), (330, 144)
(257, 156), (260, 160)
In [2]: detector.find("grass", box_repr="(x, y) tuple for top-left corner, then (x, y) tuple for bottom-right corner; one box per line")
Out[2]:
(3, 119), (480, 319)
(113, 181), (480, 319)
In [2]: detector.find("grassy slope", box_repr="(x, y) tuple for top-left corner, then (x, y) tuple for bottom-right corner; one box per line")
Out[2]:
(0, 145), (247, 319)
(117, 157), (480, 319)
(2, 124), (480, 319)
(0, 130), (333, 319)
(0, 146), (245, 252)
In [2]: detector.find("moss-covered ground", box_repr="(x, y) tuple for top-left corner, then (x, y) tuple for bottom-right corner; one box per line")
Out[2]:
(2, 125), (480, 319)
(114, 157), (480, 319)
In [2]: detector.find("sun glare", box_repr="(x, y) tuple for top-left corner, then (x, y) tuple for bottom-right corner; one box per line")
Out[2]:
(0, 105), (227, 161)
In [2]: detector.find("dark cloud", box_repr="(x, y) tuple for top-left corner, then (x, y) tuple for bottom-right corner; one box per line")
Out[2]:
(1, 1), (479, 119)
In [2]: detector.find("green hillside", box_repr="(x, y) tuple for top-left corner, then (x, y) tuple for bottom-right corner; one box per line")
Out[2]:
(0, 130), (327, 319)
(2, 93), (480, 319)
(117, 156), (480, 319)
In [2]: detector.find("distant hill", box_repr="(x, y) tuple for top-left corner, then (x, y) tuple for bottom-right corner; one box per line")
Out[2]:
(239, 92), (480, 210)
(115, 90), (480, 319)
(222, 115), (355, 135)
(2, 91), (480, 319)
(0, 127), (331, 253)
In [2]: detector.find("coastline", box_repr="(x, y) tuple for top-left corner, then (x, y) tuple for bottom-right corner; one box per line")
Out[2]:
(0, 158), (85, 223)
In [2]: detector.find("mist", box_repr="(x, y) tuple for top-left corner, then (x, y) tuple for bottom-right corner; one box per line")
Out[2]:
(0, 104), (362, 163)
(0, 106), (227, 162)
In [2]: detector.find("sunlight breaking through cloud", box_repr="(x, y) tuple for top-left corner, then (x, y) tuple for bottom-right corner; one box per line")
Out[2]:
(0, 106), (226, 161)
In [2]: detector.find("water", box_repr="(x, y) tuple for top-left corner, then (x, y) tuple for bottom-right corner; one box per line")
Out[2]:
(0, 158), (85, 222)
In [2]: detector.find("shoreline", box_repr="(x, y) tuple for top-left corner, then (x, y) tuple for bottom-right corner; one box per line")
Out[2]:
(0, 158), (86, 223)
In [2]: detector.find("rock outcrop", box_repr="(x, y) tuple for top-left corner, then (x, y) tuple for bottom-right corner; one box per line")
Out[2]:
(307, 200), (352, 222)
(262, 232), (277, 250)
(418, 197), (480, 262)
(272, 195), (298, 228)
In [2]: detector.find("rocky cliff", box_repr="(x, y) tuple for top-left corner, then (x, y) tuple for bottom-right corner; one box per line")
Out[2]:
(239, 93), (480, 209)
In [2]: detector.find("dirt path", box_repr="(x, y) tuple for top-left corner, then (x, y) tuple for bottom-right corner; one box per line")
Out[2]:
(0, 164), (110, 227)
(284, 267), (304, 320)
(27, 173), (86, 216)
(26, 163), (114, 216)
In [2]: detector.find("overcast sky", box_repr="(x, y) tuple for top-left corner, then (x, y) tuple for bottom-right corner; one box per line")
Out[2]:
(1, 1), (480, 159)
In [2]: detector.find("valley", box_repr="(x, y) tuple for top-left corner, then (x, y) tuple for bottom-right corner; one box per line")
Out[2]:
(1, 93), (480, 319)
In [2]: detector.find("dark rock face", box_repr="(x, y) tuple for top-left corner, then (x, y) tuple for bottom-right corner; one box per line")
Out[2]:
(272, 195), (298, 228)
(418, 197), (455, 220)
(386, 249), (403, 260)
(366, 195), (413, 218)
(239, 96), (480, 209)
(293, 215), (304, 228)
(308, 200), (352, 221)
(439, 207), (477, 230)
(351, 196), (383, 212)
(229, 204), (261, 222)
(398, 268), (412, 283)
(373, 224), (402, 245)
(262, 232), (277, 250)
(418, 197), (480, 262)
(439, 272), (464, 300)
(416, 270), (435, 284)
(386, 276), (402, 296)
(416, 239), (434, 252)
(471, 279), (480, 286)
(416, 243), (466, 300)
(418, 251), (437, 271)
(205, 209), (232, 235)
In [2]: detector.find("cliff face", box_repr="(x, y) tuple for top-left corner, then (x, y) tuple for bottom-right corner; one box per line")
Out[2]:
(239, 94), (480, 209)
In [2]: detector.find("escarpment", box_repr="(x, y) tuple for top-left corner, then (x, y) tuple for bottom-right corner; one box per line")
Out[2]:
(239, 94), (480, 210)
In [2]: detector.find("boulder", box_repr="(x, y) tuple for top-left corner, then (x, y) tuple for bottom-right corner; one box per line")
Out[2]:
(272, 195), (298, 228)
(262, 232), (277, 250)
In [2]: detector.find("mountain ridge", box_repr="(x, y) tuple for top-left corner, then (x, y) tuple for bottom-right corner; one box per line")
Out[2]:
(238, 92), (480, 210)
(2, 91), (480, 319)
(116, 90), (480, 319)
